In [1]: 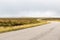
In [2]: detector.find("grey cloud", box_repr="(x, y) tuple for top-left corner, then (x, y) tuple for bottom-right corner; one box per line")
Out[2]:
(0, 0), (60, 17)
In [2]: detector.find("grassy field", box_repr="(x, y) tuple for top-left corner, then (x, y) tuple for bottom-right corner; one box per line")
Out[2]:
(1, 18), (60, 33)
(0, 18), (48, 33)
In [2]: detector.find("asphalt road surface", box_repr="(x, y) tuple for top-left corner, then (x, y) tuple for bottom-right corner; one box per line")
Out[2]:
(0, 21), (60, 40)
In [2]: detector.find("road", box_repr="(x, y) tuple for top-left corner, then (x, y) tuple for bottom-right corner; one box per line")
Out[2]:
(0, 21), (60, 40)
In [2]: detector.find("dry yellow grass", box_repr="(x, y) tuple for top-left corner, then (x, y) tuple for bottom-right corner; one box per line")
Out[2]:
(0, 21), (48, 33)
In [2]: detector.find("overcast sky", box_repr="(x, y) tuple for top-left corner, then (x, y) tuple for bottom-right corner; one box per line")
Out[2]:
(0, 0), (60, 17)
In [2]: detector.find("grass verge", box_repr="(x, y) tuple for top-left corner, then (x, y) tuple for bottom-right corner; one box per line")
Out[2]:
(0, 21), (48, 33)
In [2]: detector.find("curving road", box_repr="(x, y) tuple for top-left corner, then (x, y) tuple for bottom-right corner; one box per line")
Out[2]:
(0, 21), (60, 40)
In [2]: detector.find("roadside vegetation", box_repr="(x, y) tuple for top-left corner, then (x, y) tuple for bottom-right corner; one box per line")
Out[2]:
(0, 18), (48, 33)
